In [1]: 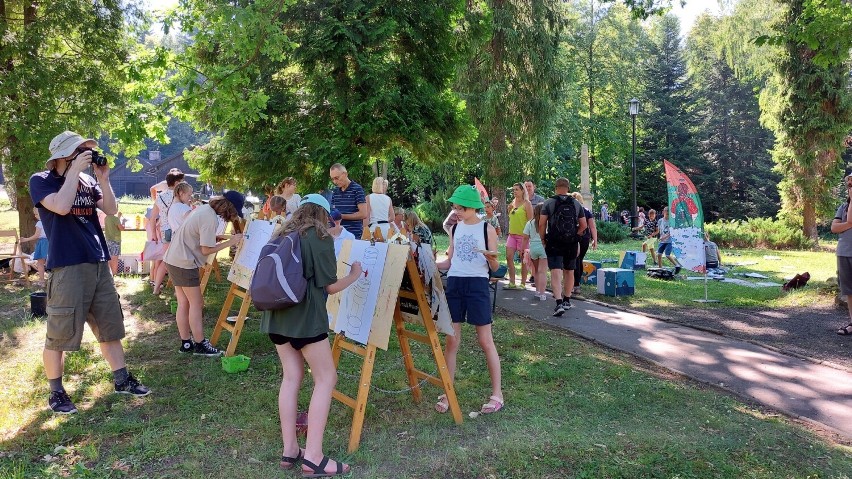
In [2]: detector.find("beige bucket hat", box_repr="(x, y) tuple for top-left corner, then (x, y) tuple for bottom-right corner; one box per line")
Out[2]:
(45, 131), (97, 169)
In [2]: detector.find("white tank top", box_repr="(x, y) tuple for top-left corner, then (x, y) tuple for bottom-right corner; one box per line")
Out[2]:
(368, 194), (391, 224)
(448, 221), (489, 278)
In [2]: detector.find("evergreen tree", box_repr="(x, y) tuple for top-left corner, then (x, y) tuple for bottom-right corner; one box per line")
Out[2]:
(686, 14), (778, 220)
(636, 14), (700, 212)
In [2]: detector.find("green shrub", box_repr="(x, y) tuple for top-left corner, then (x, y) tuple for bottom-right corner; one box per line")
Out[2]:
(415, 188), (452, 233)
(705, 218), (813, 250)
(596, 220), (629, 243)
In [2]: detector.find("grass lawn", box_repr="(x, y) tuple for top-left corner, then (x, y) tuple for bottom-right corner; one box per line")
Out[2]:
(1, 203), (850, 477)
(1, 274), (851, 478)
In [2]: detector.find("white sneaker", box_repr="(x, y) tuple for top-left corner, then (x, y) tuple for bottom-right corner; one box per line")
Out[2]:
(538, 294), (548, 301)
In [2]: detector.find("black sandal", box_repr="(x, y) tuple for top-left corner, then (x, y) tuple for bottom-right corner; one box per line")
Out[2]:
(837, 324), (852, 336)
(301, 455), (350, 477)
(280, 448), (303, 469)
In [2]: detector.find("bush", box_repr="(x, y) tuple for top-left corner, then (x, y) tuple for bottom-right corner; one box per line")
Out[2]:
(596, 220), (629, 243)
(705, 218), (814, 250)
(415, 189), (452, 233)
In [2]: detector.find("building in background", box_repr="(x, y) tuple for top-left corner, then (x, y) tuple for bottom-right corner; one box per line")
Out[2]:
(108, 151), (202, 198)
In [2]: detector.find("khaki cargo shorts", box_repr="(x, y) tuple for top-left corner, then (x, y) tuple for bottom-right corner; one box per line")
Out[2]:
(44, 262), (125, 351)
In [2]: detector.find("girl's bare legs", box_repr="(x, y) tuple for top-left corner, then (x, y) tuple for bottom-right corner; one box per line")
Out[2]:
(475, 324), (503, 407)
(35, 259), (46, 285)
(300, 339), (350, 474)
(275, 343), (305, 462)
(173, 285), (191, 341)
(506, 246), (518, 286)
(535, 258), (547, 295)
(178, 285), (205, 342)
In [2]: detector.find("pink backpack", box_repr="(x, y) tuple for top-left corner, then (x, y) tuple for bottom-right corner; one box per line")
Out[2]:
(250, 231), (308, 311)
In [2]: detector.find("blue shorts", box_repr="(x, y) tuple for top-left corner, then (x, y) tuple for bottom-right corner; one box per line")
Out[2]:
(33, 238), (49, 260)
(446, 276), (492, 326)
(658, 242), (673, 256)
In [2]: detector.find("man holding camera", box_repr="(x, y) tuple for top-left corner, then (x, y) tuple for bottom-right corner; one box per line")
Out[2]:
(29, 131), (150, 414)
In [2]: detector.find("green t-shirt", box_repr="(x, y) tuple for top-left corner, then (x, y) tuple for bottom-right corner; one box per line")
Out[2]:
(104, 216), (122, 243)
(260, 227), (338, 338)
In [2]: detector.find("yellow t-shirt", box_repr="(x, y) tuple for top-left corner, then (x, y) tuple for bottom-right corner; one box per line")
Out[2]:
(508, 203), (528, 235)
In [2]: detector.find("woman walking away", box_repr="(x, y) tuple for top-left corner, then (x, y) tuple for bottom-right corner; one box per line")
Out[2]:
(261, 194), (362, 477)
(363, 176), (394, 240)
(505, 183), (533, 289)
(164, 191), (245, 357)
(435, 185), (504, 416)
(523, 204), (548, 300)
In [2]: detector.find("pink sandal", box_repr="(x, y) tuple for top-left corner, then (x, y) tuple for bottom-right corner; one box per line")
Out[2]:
(480, 396), (504, 414)
(435, 394), (449, 413)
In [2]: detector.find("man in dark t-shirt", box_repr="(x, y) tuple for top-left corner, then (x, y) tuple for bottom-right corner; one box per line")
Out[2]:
(329, 163), (367, 238)
(29, 131), (150, 415)
(538, 177), (586, 316)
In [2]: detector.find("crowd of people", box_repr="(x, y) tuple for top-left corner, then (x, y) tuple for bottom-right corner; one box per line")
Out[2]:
(22, 129), (852, 477)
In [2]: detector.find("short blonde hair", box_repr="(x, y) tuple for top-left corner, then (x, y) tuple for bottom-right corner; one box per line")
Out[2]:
(371, 177), (386, 194)
(570, 192), (583, 202)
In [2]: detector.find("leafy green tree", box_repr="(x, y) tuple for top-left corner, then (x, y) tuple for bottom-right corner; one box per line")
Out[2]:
(457, 0), (567, 219)
(168, 0), (471, 194)
(555, 1), (646, 211)
(636, 14), (701, 211)
(686, 13), (778, 220)
(0, 0), (167, 235)
(758, 0), (852, 240)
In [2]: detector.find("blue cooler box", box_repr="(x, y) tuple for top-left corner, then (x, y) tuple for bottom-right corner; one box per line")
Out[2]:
(597, 268), (635, 297)
(619, 251), (648, 270)
(582, 260), (602, 285)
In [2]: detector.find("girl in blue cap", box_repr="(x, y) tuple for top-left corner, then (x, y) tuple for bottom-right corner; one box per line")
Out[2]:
(435, 185), (504, 415)
(261, 193), (363, 477)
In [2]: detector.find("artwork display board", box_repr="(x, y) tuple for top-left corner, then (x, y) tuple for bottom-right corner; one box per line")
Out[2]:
(399, 243), (453, 335)
(331, 256), (462, 453)
(327, 239), (410, 349)
(228, 219), (277, 290)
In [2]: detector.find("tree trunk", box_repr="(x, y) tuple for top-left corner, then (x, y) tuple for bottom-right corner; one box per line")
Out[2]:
(1, 160), (17, 210)
(803, 199), (818, 245)
(15, 176), (35, 254)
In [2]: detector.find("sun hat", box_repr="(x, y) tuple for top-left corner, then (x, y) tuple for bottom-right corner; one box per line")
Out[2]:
(300, 193), (331, 214)
(221, 190), (246, 218)
(447, 185), (485, 210)
(46, 131), (97, 169)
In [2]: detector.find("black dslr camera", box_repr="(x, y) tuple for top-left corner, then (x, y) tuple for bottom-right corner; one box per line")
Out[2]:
(77, 147), (107, 166)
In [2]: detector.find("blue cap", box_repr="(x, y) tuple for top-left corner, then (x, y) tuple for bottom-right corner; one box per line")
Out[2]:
(222, 190), (245, 218)
(300, 193), (331, 214)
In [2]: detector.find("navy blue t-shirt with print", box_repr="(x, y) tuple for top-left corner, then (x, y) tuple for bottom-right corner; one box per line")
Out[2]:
(29, 170), (109, 269)
(331, 181), (366, 238)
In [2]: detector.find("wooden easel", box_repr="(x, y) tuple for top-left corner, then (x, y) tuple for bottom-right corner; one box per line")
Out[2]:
(210, 282), (252, 357)
(330, 254), (462, 453)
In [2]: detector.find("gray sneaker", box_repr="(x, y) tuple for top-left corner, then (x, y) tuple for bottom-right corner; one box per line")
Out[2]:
(194, 339), (223, 357)
(563, 299), (574, 310)
(553, 302), (565, 317)
(48, 389), (77, 415)
(114, 373), (151, 397)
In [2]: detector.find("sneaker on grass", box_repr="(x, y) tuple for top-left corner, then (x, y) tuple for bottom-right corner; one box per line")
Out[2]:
(114, 373), (151, 397)
(194, 338), (223, 357)
(48, 389), (77, 415)
(179, 339), (194, 354)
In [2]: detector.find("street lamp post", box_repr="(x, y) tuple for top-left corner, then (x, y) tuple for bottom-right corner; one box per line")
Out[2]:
(628, 98), (639, 230)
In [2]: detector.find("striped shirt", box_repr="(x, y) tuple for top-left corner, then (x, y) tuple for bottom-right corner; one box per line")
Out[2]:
(331, 180), (366, 238)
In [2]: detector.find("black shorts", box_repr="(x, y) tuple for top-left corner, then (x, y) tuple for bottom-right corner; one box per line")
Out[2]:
(545, 240), (579, 270)
(268, 332), (328, 350)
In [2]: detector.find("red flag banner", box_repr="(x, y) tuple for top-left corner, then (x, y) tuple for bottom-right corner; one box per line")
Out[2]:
(663, 160), (706, 273)
(474, 177), (489, 202)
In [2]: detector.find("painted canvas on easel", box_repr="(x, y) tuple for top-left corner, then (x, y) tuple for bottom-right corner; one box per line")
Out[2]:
(228, 219), (276, 290)
(411, 243), (453, 335)
(333, 240), (389, 345)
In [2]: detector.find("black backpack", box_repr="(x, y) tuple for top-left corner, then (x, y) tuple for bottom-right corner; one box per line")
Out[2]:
(250, 231), (308, 311)
(547, 195), (579, 247)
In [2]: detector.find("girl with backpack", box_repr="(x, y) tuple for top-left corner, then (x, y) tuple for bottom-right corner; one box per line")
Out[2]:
(435, 185), (504, 416)
(260, 194), (362, 477)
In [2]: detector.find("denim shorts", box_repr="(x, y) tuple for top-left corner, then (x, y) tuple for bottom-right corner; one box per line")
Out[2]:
(658, 242), (673, 256)
(446, 276), (492, 326)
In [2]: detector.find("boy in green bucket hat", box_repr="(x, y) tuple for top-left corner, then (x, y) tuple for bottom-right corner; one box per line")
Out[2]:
(435, 185), (505, 415)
